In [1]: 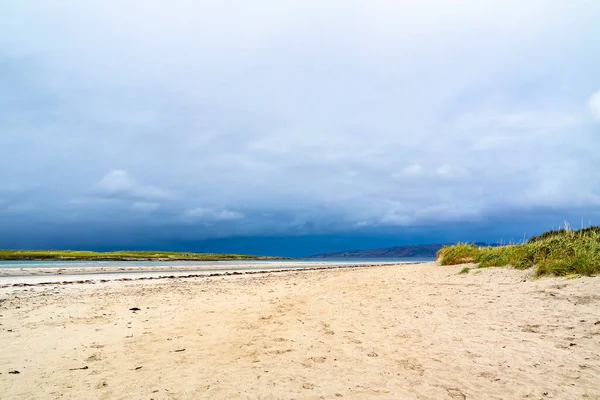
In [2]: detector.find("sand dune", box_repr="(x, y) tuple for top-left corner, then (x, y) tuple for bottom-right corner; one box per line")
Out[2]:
(1, 262), (599, 399)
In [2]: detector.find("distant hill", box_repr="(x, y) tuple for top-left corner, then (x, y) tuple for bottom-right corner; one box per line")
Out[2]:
(0, 249), (285, 261)
(310, 243), (491, 259)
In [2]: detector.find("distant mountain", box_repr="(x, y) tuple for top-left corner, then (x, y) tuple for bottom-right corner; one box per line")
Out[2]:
(310, 243), (492, 259)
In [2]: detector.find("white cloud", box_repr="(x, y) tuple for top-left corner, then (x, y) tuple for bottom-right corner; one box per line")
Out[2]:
(94, 170), (172, 200)
(435, 165), (470, 180)
(399, 164), (424, 178)
(392, 164), (469, 182)
(185, 207), (244, 221)
(588, 90), (600, 120)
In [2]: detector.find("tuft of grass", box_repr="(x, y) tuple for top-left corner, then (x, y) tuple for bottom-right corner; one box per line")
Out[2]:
(437, 243), (479, 265)
(458, 267), (470, 274)
(528, 225), (600, 243)
(438, 226), (600, 277)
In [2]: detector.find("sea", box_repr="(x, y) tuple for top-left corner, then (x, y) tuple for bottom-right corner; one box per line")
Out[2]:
(0, 257), (434, 267)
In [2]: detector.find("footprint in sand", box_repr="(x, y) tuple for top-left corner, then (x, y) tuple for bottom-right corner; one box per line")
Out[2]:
(397, 358), (424, 376)
(85, 353), (103, 362)
(446, 387), (466, 399)
(320, 321), (335, 335)
(96, 381), (108, 389)
(301, 356), (327, 368)
(269, 349), (293, 355)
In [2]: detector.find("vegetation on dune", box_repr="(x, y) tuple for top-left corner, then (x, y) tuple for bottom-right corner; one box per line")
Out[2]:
(438, 226), (600, 277)
(527, 225), (600, 243)
(0, 250), (282, 261)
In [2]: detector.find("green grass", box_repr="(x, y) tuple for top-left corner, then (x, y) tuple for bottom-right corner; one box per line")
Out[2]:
(458, 267), (470, 274)
(0, 249), (283, 261)
(437, 226), (600, 277)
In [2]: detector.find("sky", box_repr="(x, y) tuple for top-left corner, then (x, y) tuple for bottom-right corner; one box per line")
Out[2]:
(1, 1), (600, 256)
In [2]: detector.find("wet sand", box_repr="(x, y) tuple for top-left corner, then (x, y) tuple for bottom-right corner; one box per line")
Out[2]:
(0, 261), (406, 286)
(1, 262), (599, 399)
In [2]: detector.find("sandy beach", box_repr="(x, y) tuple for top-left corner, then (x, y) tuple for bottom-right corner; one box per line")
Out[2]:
(1, 262), (599, 399)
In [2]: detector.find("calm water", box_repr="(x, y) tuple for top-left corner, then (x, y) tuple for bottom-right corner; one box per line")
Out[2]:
(0, 257), (434, 269)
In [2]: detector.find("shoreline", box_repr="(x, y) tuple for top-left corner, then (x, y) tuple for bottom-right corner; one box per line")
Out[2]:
(0, 261), (421, 287)
(0, 256), (290, 262)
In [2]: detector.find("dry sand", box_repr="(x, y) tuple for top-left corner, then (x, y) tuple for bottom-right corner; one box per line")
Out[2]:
(1, 262), (599, 399)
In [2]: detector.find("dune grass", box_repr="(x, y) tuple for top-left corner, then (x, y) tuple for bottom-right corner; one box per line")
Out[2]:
(0, 249), (281, 261)
(438, 226), (600, 277)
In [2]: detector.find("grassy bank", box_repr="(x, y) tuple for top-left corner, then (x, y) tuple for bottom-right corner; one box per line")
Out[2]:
(0, 250), (284, 261)
(437, 226), (600, 276)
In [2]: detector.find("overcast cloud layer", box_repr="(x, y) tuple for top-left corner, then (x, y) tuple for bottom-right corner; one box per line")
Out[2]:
(1, 1), (600, 252)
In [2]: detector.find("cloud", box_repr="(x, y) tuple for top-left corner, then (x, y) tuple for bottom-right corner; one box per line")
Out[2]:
(398, 164), (424, 178)
(131, 202), (160, 212)
(392, 164), (469, 181)
(1, 1), (600, 243)
(435, 165), (470, 180)
(185, 208), (244, 221)
(93, 170), (172, 201)
(589, 91), (600, 120)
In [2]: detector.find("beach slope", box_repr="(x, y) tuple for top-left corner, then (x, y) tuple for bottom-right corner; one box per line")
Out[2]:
(1, 262), (599, 399)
